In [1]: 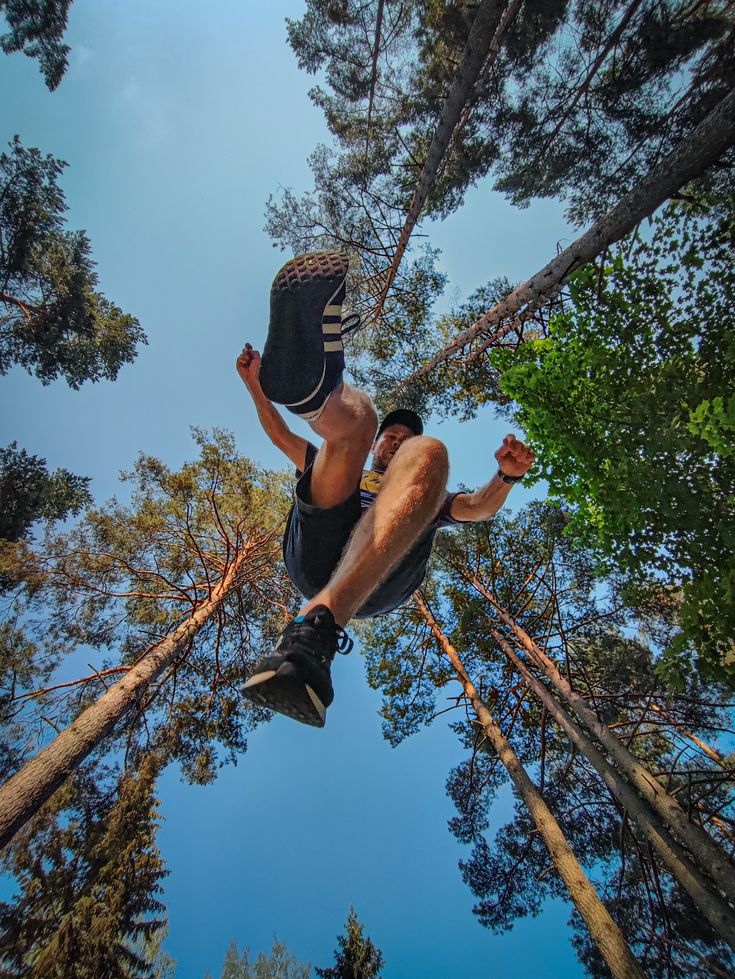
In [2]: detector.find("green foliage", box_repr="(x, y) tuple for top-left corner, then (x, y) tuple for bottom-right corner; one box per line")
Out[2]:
(0, 755), (168, 977)
(0, 441), (90, 542)
(315, 908), (384, 979)
(210, 938), (311, 979)
(0, 0), (74, 90)
(0, 136), (146, 388)
(492, 199), (735, 683)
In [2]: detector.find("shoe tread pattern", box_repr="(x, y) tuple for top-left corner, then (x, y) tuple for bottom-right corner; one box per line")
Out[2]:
(261, 251), (348, 406)
(243, 676), (325, 728)
(272, 251), (348, 292)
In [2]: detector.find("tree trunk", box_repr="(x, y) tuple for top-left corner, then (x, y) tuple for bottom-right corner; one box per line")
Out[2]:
(373, 0), (510, 319)
(494, 629), (735, 952)
(414, 595), (648, 979)
(399, 86), (735, 388)
(0, 546), (253, 850)
(470, 577), (735, 911)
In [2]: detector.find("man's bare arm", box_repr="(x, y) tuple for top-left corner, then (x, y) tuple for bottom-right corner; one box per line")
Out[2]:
(236, 344), (310, 471)
(450, 434), (535, 522)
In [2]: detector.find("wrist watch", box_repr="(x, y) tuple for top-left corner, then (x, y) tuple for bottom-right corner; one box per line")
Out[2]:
(497, 468), (523, 484)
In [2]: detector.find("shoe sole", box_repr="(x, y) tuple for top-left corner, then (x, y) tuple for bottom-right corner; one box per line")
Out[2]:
(260, 251), (349, 407)
(242, 669), (327, 728)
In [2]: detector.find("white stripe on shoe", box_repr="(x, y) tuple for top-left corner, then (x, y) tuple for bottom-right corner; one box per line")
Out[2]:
(305, 685), (326, 722)
(243, 670), (277, 687)
(286, 277), (345, 411)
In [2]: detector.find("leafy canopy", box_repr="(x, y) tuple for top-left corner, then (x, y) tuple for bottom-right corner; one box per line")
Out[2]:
(0, 441), (90, 543)
(492, 197), (735, 683)
(0, 0), (74, 90)
(0, 136), (146, 388)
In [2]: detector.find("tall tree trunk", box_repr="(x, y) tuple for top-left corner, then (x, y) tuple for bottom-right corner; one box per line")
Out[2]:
(469, 575), (735, 911)
(0, 544), (256, 850)
(373, 0), (511, 319)
(398, 86), (735, 389)
(414, 595), (648, 979)
(493, 629), (735, 951)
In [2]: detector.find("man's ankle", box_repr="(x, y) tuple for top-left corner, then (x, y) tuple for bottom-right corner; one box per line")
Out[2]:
(298, 599), (348, 628)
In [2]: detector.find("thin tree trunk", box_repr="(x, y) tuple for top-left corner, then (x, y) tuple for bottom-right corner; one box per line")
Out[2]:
(414, 595), (648, 979)
(365, 0), (385, 150)
(397, 86), (735, 390)
(0, 545), (254, 850)
(494, 629), (735, 951)
(470, 577), (735, 910)
(373, 0), (509, 320)
(648, 702), (729, 769)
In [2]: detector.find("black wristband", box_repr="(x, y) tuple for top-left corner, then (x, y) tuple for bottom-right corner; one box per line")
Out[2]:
(497, 468), (523, 484)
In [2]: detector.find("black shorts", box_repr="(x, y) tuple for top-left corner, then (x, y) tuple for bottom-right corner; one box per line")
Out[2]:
(283, 462), (438, 619)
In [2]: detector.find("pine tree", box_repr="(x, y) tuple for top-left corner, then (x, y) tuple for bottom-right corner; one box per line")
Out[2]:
(0, 136), (146, 388)
(0, 441), (90, 543)
(362, 503), (735, 974)
(0, 754), (168, 977)
(315, 908), (384, 979)
(212, 937), (311, 978)
(0, 428), (296, 847)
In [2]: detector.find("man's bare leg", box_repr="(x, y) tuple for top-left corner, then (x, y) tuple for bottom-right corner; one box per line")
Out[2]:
(305, 381), (378, 509)
(301, 435), (449, 625)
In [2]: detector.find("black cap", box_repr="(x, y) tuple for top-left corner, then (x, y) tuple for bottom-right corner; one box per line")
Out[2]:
(377, 409), (424, 438)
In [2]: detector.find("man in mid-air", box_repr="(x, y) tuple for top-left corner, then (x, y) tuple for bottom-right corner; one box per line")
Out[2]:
(237, 252), (534, 727)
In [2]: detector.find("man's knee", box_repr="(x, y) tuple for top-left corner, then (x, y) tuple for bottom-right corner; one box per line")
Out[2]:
(315, 383), (378, 452)
(397, 435), (449, 484)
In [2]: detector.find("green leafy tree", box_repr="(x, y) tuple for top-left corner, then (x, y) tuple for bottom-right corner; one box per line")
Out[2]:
(0, 136), (146, 388)
(0, 754), (168, 977)
(209, 938), (311, 979)
(0, 441), (90, 542)
(0, 0), (74, 90)
(0, 428), (296, 846)
(315, 908), (384, 979)
(493, 198), (735, 683)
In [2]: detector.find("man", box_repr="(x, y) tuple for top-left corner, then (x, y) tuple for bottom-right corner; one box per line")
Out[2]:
(237, 252), (534, 728)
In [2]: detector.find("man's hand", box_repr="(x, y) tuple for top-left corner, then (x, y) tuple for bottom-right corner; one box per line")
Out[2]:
(495, 433), (535, 480)
(236, 343), (261, 391)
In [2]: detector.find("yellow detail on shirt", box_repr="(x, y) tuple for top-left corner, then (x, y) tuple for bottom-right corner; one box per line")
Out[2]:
(360, 469), (383, 498)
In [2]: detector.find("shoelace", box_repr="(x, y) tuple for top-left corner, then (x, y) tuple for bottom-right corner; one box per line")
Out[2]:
(334, 624), (354, 655)
(340, 312), (362, 338)
(291, 609), (354, 658)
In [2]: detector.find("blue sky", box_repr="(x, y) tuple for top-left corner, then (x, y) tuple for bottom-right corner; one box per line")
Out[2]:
(1, 2), (588, 975)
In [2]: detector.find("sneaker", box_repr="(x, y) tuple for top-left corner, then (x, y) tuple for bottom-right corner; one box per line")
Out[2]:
(242, 605), (353, 728)
(259, 251), (350, 421)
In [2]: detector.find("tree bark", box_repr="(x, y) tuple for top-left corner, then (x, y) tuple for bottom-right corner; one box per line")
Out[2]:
(0, 546), (253, 850)
(373, 0), (509, 319)
(414, 595), (648, 979)
(399, 86), (735, 388)
(470, 576), (735, 911)
(493, 629), (735, 952)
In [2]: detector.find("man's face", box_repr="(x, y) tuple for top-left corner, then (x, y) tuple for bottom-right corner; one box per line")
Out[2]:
(371, 423), (416, 471)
